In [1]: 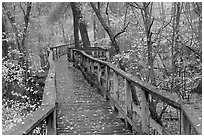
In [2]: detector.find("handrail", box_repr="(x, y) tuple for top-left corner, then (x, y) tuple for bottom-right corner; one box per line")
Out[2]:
(4, 49), (57, 135)
(52, 44), (201, 135)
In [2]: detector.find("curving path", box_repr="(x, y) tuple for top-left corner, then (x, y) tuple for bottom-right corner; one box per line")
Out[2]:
(55, 55), (132, 135)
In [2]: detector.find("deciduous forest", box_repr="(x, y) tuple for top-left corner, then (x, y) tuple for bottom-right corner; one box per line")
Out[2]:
(2, 2), (202, 135)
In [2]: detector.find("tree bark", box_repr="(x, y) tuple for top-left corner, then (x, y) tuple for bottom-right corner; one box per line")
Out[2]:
(70, 2), (80, 48)
(79, 19), (91, 47)
(71, 2), (90, 48)
(21, 2), (32, 52)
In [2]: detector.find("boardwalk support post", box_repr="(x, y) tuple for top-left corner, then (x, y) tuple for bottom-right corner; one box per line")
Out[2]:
(113, 72), (119, 113)
(105, 65), (110, 100)
(97, 63), (102, 86)
(181, 110), (191, 135)
(46, 107), (57, 135)
(141, 89), (149, 134)
(125, 79), (133, 130)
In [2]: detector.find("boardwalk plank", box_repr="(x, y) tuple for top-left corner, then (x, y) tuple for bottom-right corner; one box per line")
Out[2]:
(56, 55), (132, 135)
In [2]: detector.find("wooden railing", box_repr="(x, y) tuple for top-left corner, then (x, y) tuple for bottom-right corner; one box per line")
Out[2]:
(4, 50), (57, 135)
(51, 42), (109, 62)
(52, 44), (202, 135)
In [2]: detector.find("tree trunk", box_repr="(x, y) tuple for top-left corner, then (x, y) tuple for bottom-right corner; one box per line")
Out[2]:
(21, 2), (32, 52)
(2, 17), (9, 57)
(90, 2), (120, 54)
(171, 2), (181, 89)
(71, 2), (91, 48)
(70, 2), (80, 48)
(79, 20), (91, 47)
(139, 2), (164, 125)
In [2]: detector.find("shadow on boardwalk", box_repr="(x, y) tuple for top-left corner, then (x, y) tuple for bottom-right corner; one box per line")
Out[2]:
(56, 55), (132, 135)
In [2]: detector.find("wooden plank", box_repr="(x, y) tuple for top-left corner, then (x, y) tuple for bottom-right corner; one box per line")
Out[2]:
(181, 110), (191, 135)
(104, 65), (110, 100)
(42, 50), (56, 106)
(78, 47), (107, 52)
(41, 69), (56, 105)
(46, 108), (57, 135)
(105, 50), (110, 61)
(90, 60), (94, 74)
(4, 105), (55, 135)
(141, 90), (149, 133)
(125, 79), (133, 129)
(97, 63), (101, 85)
(113, 72), (119, 103)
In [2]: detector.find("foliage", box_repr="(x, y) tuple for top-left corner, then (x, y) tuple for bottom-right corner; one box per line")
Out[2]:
(2, 2), (53, 133)
(2, 2), (201, 134)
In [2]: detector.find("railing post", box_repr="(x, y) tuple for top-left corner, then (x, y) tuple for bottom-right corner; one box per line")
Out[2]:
(90, 60), (94, 74)
(97, 63), (102, 85)
(70, 49), (73, 61)
(125, 79), (133, 130)
(81, 54), (84, 67)
(105, 50), (110, 61)
(87, 58), (90, 72)
(55, 48), (57, 60)
(141, 89), (149, 134)
(78, 53), (81, 66)
(112, 72), (119, 112)
(46, 109), (56, 135)
(181, 110), (191, 135)
(67, 46), (69, 61)
(58, 47), (61, 58)
(105, 65), (110, 100)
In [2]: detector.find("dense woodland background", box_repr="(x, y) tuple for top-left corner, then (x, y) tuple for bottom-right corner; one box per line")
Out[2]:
(2, 2), (202, 133)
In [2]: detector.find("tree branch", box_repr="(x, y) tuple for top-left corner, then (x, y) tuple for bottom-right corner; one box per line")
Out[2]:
(114, 22), (130, 40)
(90, 2), (120, 54)
(19, 2), (26, 17)
(159, 104), (168, 120)
(126, 2), (144, 10)
(105, 2), (109, 15)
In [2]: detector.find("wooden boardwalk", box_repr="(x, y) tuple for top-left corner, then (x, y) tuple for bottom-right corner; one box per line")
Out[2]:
(56, 55), (132, 135)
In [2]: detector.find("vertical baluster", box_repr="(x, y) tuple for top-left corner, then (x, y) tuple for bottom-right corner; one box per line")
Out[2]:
(141, 89), (149, 134)
(97, 63), (101, 85)
(77, 52), (79, 66)
(70, 49), (73, 61)
(67, 46), (69, 62)
(78, 52), (80, 65)
(56, 47), (58, 60)
(81, 55), (84, 69)
(90, 60), (94, 75)
(100, 51), (103, 57)
(180, 110), (191, 135)
(87, 58), (90, 72)
(89, 59), (92, 72)
(46, 110), (56, 135)
(53, 48), (55, 60)
(73, 51), (77, 66)
(113, 72), (119, 112)
(96, 50), (99, 58)
(105, 50), (110, 61)
(93, 61), (96, 74)
(105, 65), (110, 100)
(58, 47), (61, 58)
(125, 79), (133, 130)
